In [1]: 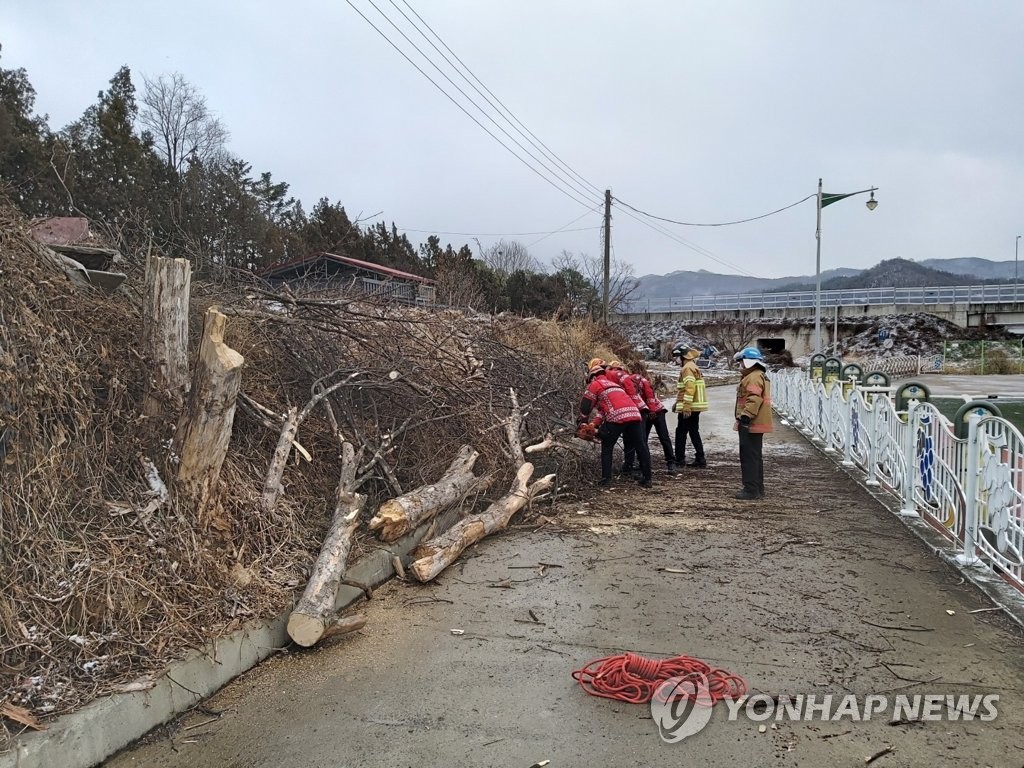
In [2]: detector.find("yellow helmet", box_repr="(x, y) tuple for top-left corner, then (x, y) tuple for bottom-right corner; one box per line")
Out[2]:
(607, 360), (624, 370)
(586, 357), (606, 370)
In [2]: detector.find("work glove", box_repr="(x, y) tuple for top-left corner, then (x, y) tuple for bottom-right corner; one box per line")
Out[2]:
(576, 423), (598, 442)
(681, 408), (692, 419)
(739, 415), (751, 431)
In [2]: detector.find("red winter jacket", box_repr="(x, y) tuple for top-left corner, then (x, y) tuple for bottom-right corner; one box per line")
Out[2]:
(629, 373), (664, 414)
(579, 373), (643, 427)
(605, 368), (647, 411)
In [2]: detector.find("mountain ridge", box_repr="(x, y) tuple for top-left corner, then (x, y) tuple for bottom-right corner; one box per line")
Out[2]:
(635, 257), (1018, 297)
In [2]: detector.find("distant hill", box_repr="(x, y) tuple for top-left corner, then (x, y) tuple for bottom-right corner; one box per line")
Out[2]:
(634, 267), (860, 297)
(778, 258), (967, 291)
(634, 257), (1016, 298)
(919, 257), (1017, 281)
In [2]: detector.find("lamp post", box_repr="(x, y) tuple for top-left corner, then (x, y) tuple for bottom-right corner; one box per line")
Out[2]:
(814, 178), (879, 355)
(1016, 235), (1021, 302)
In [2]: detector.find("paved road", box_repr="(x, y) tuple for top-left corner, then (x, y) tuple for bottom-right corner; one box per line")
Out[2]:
(106, 393), (1024, 767)
(896, 374), (1024, 397)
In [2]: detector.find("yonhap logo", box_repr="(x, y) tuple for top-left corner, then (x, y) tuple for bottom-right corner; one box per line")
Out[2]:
(650, 673), (714, 743)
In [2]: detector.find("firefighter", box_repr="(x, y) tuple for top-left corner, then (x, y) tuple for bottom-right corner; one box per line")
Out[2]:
(578, 361), (652, 487)
(622, 365), (676, 472)
(733, 347), (772, 500)
(604, 361), (647, 413)
(673, 344), (708, 467)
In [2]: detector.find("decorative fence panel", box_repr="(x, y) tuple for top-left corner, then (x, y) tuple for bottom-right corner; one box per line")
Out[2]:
(773, 369), (1024, 594)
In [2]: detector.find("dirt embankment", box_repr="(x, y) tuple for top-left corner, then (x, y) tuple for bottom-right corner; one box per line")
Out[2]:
(0, 200), (633, 743)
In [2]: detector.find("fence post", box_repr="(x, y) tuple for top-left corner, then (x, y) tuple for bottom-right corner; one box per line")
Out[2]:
(955, 415), (983, 566)
(842, 389), (855, 466)
(899, 401), (919, 516)
(865, 399), (881, 486)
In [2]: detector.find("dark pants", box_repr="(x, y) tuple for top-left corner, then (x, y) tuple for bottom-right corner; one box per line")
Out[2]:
(738, 429), (764, 495)
(600, 420), (650, 482)
(624, 411), (674, 466)
(675, 411), (705, 464)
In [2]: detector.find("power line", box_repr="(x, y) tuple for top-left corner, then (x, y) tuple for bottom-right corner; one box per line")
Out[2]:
(365, 0), (597, 203)
(348, 0), (599, 209)
(394, 0), (603, 198)
(613, 193), (817, 227)
(525, 205), (603, 249)
(395, 225), (600, 237)
(615, 204), (762, 278)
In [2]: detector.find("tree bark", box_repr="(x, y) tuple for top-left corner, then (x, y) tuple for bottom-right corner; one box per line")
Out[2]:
(369, 444), (483, 542)
(409, 462), (555, 582)
(142, 253), (192, 418)
(261, 407), (299, 514)
(174, 307), (243, 521)
(287, 442), (367, 647)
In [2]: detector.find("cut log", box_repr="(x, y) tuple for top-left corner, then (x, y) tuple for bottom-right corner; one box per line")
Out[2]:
(174, 307), (243, 521)
(142, 253), (192, 418)
(287, 442), (367, 647)
(369, 444), (483, 542)
(409, 462), (556, 582)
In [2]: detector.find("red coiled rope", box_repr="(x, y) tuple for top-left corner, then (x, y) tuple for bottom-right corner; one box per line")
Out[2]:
(572, 652), (747, 704)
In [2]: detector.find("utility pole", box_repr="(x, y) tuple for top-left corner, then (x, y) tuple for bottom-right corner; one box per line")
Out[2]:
(602, 188), (611, 324)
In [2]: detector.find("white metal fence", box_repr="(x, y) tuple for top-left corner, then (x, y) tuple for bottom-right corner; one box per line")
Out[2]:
(773, 369), (1024, 593)
(621, 284), (1024, 314)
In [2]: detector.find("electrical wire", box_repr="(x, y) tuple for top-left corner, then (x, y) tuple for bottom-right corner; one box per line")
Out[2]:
(365, 0), (597, 204)
(397, 225), (600, 237)
(347, 0), (599, 210)
(525, 205), (603, 249)
(615, 203), (762, 278)
(394, 0), (603, 198)
(614, 193), (817, 227)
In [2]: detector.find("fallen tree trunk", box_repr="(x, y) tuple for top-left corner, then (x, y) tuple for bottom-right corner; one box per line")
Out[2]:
(409, 389), (555, 582)
(409, 462), (556, 582)
(287, 442), (367, 647)
(142, 253), (191, 418)
(174, 307), (243, 521)
(369, 444), (483, 542)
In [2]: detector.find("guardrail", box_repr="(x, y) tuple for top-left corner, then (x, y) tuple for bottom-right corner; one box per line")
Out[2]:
(772, 369), (1024, 593)
(621, 284), (1024, 314)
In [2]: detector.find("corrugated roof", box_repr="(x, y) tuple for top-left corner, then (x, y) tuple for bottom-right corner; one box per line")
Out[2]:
(262, 251), (435, 284)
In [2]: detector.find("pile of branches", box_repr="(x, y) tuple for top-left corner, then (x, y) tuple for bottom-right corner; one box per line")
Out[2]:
(0, 198), (631, 739)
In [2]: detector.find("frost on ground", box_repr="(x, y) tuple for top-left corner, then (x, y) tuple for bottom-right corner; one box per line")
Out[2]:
(616, 312), (1016, 367)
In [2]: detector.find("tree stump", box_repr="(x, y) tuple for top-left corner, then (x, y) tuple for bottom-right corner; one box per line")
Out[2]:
(174, 307), (243, 522)
(142, 253), (191, 418)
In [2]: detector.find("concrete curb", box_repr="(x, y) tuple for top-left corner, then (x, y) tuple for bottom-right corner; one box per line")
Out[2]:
(1, 508), (461, 768)
(782, 419), (1024, 631)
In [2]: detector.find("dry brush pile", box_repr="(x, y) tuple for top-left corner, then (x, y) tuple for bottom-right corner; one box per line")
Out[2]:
(0, 200), (632, 742)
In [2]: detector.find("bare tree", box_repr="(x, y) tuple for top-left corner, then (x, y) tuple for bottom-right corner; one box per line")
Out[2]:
(479, 238), (538, 276)
(139, 72), (229, 173)
(554, 250), (639, 319)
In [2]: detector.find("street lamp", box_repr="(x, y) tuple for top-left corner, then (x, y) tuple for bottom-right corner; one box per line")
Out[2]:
(815, 178), (879, 354)
(1016, 235), (1021, 301)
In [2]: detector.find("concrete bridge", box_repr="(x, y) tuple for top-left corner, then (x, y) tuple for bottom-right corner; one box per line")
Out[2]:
(617, 284), (1024, 328)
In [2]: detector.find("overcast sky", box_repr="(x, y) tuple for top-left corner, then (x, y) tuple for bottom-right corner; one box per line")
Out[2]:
(4, 1), (1023, 280)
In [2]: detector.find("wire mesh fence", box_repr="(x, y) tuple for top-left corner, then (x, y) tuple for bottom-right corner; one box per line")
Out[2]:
(942, 340), (1024, 374)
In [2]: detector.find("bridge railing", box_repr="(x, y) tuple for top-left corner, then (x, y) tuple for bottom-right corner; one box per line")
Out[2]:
(620, 284), (1024, 314)
(773, 368), (1024, 594)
